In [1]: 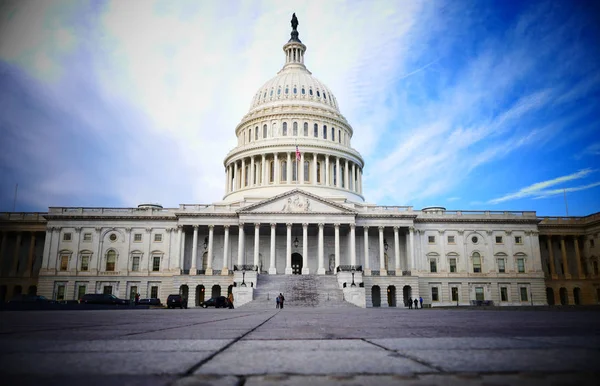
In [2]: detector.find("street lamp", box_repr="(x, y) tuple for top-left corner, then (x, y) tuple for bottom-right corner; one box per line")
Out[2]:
(203, 237), (208, 250)
(384, 239), (389, 251)
(241, 269), (247, 287)
(351, 267), (356, 287)
(293, 237), (299, 248)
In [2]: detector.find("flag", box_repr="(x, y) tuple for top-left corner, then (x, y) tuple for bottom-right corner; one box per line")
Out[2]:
(296, 145), (301, 161)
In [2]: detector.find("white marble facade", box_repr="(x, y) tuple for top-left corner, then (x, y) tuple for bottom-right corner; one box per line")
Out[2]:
(35, 16), (548, 307)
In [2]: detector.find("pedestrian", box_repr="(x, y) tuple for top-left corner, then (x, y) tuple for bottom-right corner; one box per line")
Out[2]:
(135, 293), (140, 305)
(276, 295), (280, 309)
(228, 292), (234, 309)
(419, 296), (423, 309)
(408, 297), (412, 309)
(414, 298), (419, 309)
(279, 293), (285, 309)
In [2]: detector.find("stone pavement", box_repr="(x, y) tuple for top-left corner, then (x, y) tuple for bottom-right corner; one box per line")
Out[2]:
(1, 307), (599, 385)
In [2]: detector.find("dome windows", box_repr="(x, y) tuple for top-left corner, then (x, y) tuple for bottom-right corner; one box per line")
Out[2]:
(282, 122), (288, 136)
(338, 129), (341, 143)
(317, 90), (320, 97)
(302, 87), (305, 94)
(285, 87), (289, 94)
(277, 88), (281, 95)
(270, 89), (273, 97)
(332, 127), (335, 141)
(313, 123), (318, 137)
(324, 92), (327, 99)
(309, 88), (313, 96)
(293, 122), (298, 136)
(303, 122), (308, 136)
(263, 124), (267, 138)
(293, 87), (297, 94)
(323, 125), (327, 139)
(255, 126), (259, 141)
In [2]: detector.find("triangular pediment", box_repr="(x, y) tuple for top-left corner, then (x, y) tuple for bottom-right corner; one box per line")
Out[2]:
(238, 189), (357, 214)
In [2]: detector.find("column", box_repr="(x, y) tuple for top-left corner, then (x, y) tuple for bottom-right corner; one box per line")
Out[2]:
(352, 163), (356, 192)
(261, 154), (266, 185)
(317, 223), (325, 274)
(285, 223), (292, 274)
(325, 156), (329, 186)
(350, 224), (356, 266)
(394, 226), (401, 274)
(358, 168), (362, 194)
(250, 157), (255, 186)
(302, 223), (309, 274)
(222, 225), (230, 275)
(269, 223), (276, 274)
(237, 223), (245, 266)
(253, 223), (260, 268)
(0, 231), (8, 276)
(69, 228), (81, 272)
(177, 226), (184, 270)
(560, 236), (570, 279)
(336, 157), (340, 187)
(364, 227), (370, 274)
(145, 227), (152, 273)
(408, 227), (415, 271)
(190, 225), (198, 275)
(344, 159), (349, 189)
(241, 158), (246, 188)
(574, 237), (584, 279)
(11, 232), (22, 276)
(206, 225), (214, 275)
(274, 153), (279, 184)
(546, 236), (557, 278)
(378, 226), (386, 276)
(300, 152), (305, 184)
(233, 161), (238, 190)
(24, 232), (36, 277)
(287, 152), (291, 184)
(313, 153), (318, 185)
(334, 224), (340, 271)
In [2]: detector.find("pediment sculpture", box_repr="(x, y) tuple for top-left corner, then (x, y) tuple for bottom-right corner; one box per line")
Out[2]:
(282, 195), (311, 212)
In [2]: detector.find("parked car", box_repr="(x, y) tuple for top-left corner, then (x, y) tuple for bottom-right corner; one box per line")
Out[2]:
(8, 294), (54, 303)
(166, 294), (187, 309)
(200, 296), (228, 308)
(138, 298), (162, 306)
(80, 294), (130, 305)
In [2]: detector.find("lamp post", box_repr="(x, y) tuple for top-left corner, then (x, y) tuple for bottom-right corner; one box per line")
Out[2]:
(293, 237), (299, 248)
(384, 239), (389, 251)
(351, 267), (356, 287)
(241, 269), (247, 287)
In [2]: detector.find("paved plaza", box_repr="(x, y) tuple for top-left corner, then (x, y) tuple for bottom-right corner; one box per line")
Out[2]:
(1, 307), (599, 385)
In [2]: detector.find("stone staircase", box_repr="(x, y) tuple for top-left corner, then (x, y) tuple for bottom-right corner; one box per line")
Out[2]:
(239, 274), (356, 309)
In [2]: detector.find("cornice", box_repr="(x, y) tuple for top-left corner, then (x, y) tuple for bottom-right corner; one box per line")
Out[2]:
(414, 217), (540, 225)
(43, 215), (176, 221)
(237, 108), (351, 134)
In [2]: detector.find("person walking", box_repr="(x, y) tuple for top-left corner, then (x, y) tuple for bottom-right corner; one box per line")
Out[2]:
(135, 293), (140, 305)
(276, 295), (280, 309)
(228, 292), (234, 309)
(414, 298), (419, 309)
(419, 296), (423, 309)
(279, 293), (285, 309)
(408, 297), (413, 309)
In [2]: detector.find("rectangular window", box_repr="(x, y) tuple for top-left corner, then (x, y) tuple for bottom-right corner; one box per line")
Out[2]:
(77, 285), (86, 300)
(129, 286), (138, 301)
(447, 235), (455, 244)
(63, 233), (72, 241)
(132, 256), (140, 272)
(520, 287), (528, 301)
(56, 285), (65, 301)
(83, 233), (92, 242)
(449, 258), (457, 273)
(515, 236), (523, 244)
(428, 235), (435, 244)
(473, 256), (481, 273)
(60, 255), (69, 271)
(475, 287), (484, 301)
(451, 287), (459, 301)
(431, 287), (439, 301)
(150, 286), (158, 298)
(103, 286), (112, 295)
(134, 233), (142, 242)
(495, 236), (503, 244)
(517, 258), (525, 273)
(152, 256), (160, 272)
(498, 259), (505, 273)
(591, 239), (595, 248)
(80, 256), (89, 271)
(500, 287), (508, 302)
(154, 234), (162, 242)
(430, 259), (437, 273)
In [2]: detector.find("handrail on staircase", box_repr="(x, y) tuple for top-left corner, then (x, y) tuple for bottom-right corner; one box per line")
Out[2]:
(336, 265), (363, 272)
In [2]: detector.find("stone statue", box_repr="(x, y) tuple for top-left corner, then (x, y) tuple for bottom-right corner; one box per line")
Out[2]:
(291, 13), (298, 31)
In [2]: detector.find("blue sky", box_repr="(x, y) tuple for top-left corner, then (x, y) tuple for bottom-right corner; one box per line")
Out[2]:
(0, 0), (599, 216)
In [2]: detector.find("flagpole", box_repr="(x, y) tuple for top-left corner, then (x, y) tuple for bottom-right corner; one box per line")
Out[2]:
(563, 188), (569, 216)
(12, 183), (18, 212)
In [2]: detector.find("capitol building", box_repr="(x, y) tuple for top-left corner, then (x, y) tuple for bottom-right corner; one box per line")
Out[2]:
(1, 15), (599, 308)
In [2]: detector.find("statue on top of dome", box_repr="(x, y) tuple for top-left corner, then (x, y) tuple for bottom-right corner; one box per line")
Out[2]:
(291, 13), (299, 31)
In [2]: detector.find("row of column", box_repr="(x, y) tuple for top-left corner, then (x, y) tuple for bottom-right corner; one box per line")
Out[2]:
(0, 231), (38, 278)
(544, 235), (584, 279)
(184, 224), (414, 275)
(225, 153), (363, 195)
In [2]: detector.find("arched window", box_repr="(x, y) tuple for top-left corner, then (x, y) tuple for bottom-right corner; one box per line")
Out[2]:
(277, 88), (281, 95)
(338, 129), (341, 143)
(281, 161), (287, 182)
(340, 166), (345, 188)
(249, 128), (252, 142)
(292, 161), (298, 182)
(317, 90), (321, 97)
(255, 126), (258, 140)
(293, 87), (297, 94)
(282, 122), (287, 136)
(332, 127), (335, 141)
(263, 91), (266, 99)
(323, 125), (327, 139)
(293, 122), (298, 136)
(303, 122), (308, 136)
(317, 162), (321, 183)
(269, 161), (274, 183)
(270, 89), (273, 96)
(304, 160), (310, 182)
(472, 252), (482, 273)
(263, 124), (267, 138)
(333, 164), (337, 186)
(244, 165), (249, 186)
(314, 123), (318, 137)
(272, 123), (277, 137)
(285, 87), (289, 94)
(309, 88), (313, 96)
(302, 87), (305, 94)
(324, 92), (327, 99)
(106, 250), (116, 272)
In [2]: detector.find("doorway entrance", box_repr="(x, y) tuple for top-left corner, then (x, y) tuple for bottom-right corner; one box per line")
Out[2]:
(372, 285), (381, 307)
(387, 285), (396, 307)
(403, 285), (412, 307)
(291, 253), (303, 275)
